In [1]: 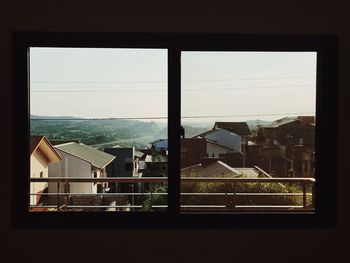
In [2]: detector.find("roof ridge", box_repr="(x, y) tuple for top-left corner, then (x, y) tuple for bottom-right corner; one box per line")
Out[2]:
(54, 141), (76, 147)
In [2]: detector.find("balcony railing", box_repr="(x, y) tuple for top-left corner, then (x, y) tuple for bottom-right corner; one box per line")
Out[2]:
(29, 177), (315, 212)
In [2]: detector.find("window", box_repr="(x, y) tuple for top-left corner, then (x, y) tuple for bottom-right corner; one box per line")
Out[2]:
(13, 32), (337, 228)
(28, 47), (168, 213)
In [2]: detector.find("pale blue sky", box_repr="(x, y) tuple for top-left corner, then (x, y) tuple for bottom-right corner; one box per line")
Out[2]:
(30, 48), (316, 123)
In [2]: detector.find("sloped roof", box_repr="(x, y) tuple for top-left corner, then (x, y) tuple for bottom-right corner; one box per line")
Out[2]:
(134, 150), (144, 159)
(30, 136), (62, 162)
(55, 142), (115, 169)
(184, 136), (234, 151)
(214, 122), (251, 136)
(181, 161), (267, 178)
(151, 139), (167, 144)
(262, 117), (299, 128)
(194, 128), (240, 138)
(261, 116), (315, 129)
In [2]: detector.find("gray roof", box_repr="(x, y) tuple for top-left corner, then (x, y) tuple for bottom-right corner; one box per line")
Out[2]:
(214, 122), (251, 136)
(134, 150), (144, 158)
(181, 161), (269, 178)
(55, 142), (116, 169)
(195, 128), (239, 139)
(263, 117), (299, 128)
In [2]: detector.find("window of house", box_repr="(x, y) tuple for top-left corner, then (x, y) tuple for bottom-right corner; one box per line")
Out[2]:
(13, 32), (337, 228)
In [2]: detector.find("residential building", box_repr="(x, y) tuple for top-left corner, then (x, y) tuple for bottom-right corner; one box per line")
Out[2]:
(48, 142), (116, 195)
(150, 139), (168, 151)
(30, 136), (62, 206)
(180, 137), (235, 168)
(252, 116), (315, 177)
(105, 145), (141, 178)
(105, 145), (144, 192)
(213, 122), (251, 137)
(143, 153), (168, 177)
(194, 128), (242, 153)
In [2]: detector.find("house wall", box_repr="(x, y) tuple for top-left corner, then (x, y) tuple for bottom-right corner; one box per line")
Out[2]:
(48, 150), (93, 194)
(204, 129), (242, 152)
(105, 147), (135, 177)
(180, 138), (207, 168)
(206, 142), (233, 158)
(30, 149), (49, 205)
(2, 1), (349, 262)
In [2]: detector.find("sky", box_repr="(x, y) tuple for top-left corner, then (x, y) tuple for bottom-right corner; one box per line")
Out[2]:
(30, 48), (316, 123)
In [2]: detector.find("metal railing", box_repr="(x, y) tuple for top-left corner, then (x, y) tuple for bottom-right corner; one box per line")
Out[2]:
(29, 177), (315, 212)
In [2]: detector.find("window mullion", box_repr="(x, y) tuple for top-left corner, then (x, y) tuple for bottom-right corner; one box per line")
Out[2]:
(167, 48), (181, 215)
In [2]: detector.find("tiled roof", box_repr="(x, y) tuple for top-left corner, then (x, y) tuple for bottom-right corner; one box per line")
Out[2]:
(181, 161), (267, 178)
(214, 122), (251, 136)
(55, 142), (115, 169)
(262, 117), (298, 128)
(195, 128), (239, 139)
(263, 116), (315, 128)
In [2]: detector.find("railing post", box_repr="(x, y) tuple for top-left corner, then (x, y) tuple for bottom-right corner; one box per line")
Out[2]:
(312, 183), (315, 209)
(232, 182), (236, 209)
(57, 182), (60, 211)
(150, 186), (153, 211)
(131, 184), (134, 211)
(302, 182), (307, 208)
(64, 182), (69, 211)
(225, 182), (229, 209)
(142, 183), (145, 209)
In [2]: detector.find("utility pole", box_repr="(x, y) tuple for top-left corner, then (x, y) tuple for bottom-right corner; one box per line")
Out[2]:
(242, 138), (246, 168)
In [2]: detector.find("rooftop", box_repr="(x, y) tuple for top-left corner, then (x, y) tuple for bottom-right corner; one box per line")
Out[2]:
(181, 161), (269, 179)
(30, 135), (62, 163)
(55, 142), (115, 169)
(262, 116), (315, 128)
(213, 122), (251, 136)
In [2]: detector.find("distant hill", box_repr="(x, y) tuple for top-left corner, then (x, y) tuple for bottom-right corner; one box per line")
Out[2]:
(182, 125), (211, 138)
(30, 115), (164, 148)
(30, 114), (83, 120)
(30, 115), (271, 148)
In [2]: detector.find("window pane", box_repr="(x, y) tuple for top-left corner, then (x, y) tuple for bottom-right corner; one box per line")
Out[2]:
(29, 48), (168, 212)
(181, 51), (316, 213)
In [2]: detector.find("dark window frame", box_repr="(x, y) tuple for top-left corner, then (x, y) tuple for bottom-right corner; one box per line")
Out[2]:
(12, 32), (337, 229)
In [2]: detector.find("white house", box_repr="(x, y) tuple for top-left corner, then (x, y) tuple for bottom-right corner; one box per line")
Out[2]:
(30, 136), (62, 206)
(48, 142), (116, 195)
(206, 139), (234, 158)
(195, 128), (242, 153)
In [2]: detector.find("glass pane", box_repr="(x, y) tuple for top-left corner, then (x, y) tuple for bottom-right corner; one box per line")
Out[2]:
(29, 48), (168, 212)
(181, 51), (316, 213)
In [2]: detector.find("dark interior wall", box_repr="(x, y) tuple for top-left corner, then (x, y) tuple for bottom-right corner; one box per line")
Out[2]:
(1, 0), (349, 262)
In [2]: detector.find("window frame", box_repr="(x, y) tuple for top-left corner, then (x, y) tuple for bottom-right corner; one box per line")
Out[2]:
(12, 32), (337, 229)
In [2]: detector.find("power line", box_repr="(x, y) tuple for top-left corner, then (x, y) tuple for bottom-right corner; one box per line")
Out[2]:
(30, 76), (316, 84)
(30, 112), (315, 121)
(30, 84), (315, 93)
